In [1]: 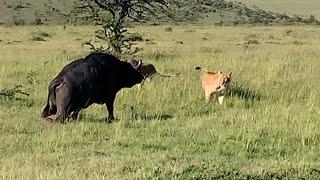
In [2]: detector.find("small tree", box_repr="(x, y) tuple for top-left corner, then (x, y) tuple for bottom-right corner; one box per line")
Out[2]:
(75, 0), (174, 58)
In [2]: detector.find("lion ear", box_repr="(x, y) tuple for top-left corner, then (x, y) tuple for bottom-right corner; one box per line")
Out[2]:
(229, 72), (232, 78)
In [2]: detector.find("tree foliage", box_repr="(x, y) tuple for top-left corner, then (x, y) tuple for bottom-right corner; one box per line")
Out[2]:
(75, 0), (175, 58)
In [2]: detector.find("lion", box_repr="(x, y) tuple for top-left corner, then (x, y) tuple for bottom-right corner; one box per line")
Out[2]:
(195, 66), (232, 104)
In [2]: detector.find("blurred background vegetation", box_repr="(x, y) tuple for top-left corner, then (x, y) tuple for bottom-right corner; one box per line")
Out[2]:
(0, 0), (319, 26)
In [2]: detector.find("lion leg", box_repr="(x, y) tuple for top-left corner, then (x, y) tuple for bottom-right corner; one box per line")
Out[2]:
(218, 96), (224, 104)
(204, 90), (212, 103)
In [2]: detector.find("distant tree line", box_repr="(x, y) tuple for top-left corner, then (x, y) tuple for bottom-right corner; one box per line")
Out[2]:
(1, 0), (319, 26)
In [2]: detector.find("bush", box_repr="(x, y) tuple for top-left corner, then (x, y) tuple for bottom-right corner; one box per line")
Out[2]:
(33, 18), (43, 25)
(37, 31), (51, 38)
(247, 39), (259, 45)
(127, 33), (143, 42)
(165, 27), (172, 32)
(0, 85), (33, 108)
(30, 31), (52, 41)
(12, 16), (25, 26)
(293, 41), (303, 45)
(31, 36), (45, 41)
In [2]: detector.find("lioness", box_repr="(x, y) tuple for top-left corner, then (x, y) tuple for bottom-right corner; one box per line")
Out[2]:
(195, 66), (232, 104)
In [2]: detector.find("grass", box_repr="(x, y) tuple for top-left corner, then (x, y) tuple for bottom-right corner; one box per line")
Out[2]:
(1, 25), (320, 178)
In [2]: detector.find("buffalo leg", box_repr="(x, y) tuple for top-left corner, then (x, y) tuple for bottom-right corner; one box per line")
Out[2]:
(41, 103), (56, 118)
(105, 94), (116, 122)
(55, 84), (72, 123)
(71, 108), (81, 121)
(41, 86), (57, 118)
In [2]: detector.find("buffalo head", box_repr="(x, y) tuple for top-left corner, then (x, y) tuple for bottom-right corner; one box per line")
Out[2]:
(119, 61), (144, 88)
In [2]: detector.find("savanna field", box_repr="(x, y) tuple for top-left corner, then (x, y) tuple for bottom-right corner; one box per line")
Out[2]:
(1, 25), (320, 179)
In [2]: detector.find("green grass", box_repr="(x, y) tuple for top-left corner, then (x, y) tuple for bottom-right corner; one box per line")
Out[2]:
(1, 25), (320, 179)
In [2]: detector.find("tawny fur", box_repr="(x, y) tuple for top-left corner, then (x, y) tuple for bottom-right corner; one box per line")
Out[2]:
(195, 66), (232, 104)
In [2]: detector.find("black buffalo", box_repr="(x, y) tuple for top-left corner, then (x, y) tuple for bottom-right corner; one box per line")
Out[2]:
(41, 53), (144, 123)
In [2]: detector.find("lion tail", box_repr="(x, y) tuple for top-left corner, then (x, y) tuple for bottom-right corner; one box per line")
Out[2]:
(195, 66), (208, 72)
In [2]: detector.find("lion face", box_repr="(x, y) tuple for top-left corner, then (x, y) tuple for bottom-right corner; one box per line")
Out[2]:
(216, 71), (232, 92)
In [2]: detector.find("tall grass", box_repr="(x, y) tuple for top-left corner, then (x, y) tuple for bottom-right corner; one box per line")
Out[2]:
(1, 25), (320, 179)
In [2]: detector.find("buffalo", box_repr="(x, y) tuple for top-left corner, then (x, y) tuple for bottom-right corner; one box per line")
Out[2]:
(41, 53), (144, 123)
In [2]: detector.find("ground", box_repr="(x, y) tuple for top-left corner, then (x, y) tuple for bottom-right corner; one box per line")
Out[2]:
(1, 25), (320, 179)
